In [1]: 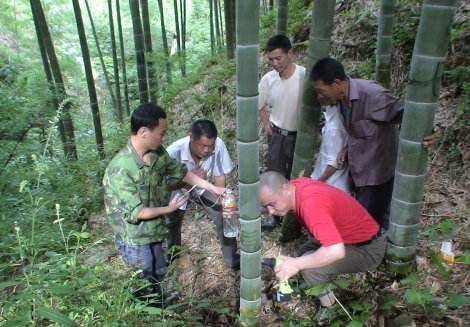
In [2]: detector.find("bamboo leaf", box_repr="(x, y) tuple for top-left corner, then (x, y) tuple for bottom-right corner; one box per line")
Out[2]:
(333, 278), (353, 289)
(305, 282), (334, 297)
(140, 306), (162, 314)
(346, 321), (363, 327)
(446, 293), (470, 308)
(456, 252), (470, 264)
(36, 306), (77, 326)
(429, 250), (450, 279)
(404, 289), (433, 305)
(400, 272), (420, 285)
(0, 280), (20, 291)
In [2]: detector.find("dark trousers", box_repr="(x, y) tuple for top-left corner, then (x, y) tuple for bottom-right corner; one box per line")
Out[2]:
(166, 190), (238, 267)
(354, 178), (394, 230)
(302, 234), (386, 286)
(267, 129), (297, 178)
(116, 241), (167, 282)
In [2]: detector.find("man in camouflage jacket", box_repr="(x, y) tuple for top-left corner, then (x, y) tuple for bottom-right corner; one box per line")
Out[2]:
(103, 103), (225, 303)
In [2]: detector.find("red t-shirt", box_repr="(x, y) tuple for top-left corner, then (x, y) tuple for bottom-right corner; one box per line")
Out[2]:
(293, 178), (379, 246)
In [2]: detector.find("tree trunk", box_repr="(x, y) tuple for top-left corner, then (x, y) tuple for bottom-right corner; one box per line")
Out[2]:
(84, 0), (117, 114)
(269, 0), (274, 11)
(209, 0), (215, 55)
(72, 0), (105, 159)
(157, 0), (172, 84)
(108, 0), (123, 122)
(217, 0), (225, 46)
(173, 0), (185, 76)
(180, 0), (187, 75)
(236, 1), (261, 325)
(30, 0), (66, 150)
(116, 0), (130, 116)
(129, 0), (149, 103)
(276, 0), (288, 36)
(140, 0), (158, 102)
(386, 0), (457, 274)
(224, 0), (235, 59)
(30, 0), (77, 160)
(280, 0), (336, 242)
(214, 0), (221, 49)
(375, 0), (397, 88)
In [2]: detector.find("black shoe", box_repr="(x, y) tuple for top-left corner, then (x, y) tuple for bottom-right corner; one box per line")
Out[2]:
(261, 215), (281, 231)
(132, 284), (179, 308)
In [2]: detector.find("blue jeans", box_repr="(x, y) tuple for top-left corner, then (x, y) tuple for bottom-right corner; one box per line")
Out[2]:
(116, 241), (167, 282)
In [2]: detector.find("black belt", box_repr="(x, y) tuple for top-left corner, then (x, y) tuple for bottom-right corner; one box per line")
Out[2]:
(356, 230), (385, 246)
(271, 123), (297, 136)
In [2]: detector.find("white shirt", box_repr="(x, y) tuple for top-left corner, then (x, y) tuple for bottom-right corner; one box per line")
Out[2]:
(311, 105), (351, 193)
(166, 136), (233, 182)
(258, 64), (306, 131)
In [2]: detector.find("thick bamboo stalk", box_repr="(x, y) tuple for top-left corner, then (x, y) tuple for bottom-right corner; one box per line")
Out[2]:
(276, 0), (288, 35)
(280, 0), (336, 242)
(236, 0), (260, 325)
(387, 0), (457, 273)
(72, 0), (105, 159)
(375, 0), (397, 88)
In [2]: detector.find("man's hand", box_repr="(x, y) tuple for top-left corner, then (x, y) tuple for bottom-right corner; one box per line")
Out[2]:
(336, 146), (348, 168)
(191, 166), (206, 179)
(263, 122), (273, 137)
(422, 129), (441, 149)
(210, 185), (226, 196)
(274, 255), (301, 280)
(168, 192), (189, 212)
(259, 106), (272, 137)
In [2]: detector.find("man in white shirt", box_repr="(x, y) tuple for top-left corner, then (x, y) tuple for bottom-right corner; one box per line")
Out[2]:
(258, 34), (306, 229)
(311, 105), (351, 194)
(166, 119), (239, 269)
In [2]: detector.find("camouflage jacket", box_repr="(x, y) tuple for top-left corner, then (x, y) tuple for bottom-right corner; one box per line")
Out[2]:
(103, 141), (187, 245)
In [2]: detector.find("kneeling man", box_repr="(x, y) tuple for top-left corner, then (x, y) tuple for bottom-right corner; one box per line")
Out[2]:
(259, 171), (385, 315)
(166, 119), (239, 269)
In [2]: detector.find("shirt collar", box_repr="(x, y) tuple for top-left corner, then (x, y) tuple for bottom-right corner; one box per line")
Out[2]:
(179, 137), (216, 165)
(127, 139), (158, 169)
(348, 78), (359, 102)
(179, 138), (194, 163)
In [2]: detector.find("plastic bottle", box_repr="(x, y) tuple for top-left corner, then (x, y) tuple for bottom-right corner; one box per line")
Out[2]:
(439, 240), (455, 265)
(222, 189), (238, 238)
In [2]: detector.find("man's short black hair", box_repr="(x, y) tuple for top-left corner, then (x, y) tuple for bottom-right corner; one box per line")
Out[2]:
(265, 34), (292, 53)
(310, 58), (347, 84)
(131, 103), (167, 135)
(191, 119), (218, 140)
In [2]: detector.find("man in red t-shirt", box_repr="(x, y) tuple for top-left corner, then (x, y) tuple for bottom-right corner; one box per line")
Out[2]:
(259, 171), (386, 313)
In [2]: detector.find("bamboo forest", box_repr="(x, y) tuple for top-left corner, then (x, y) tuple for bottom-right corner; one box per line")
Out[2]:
(1, 0), (469, 326)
